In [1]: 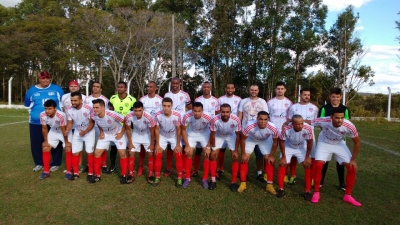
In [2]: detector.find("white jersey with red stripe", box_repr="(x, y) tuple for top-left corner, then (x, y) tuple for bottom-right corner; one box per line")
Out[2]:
(195, 95), (220, 118)
(140, 94), (163, 118)
(311, 117), (358, 145)
(125, 111), (155, 136)
(242, 121), (279, 141)
(93, 110), (124, 135)
(182, 112), (213, 135)
(210, 114), (242, 138)
(66, 103), (95, 131)
(60, 93), (86, 111)
(280, 123), (313, 149)
(218, 95), (242, 116)
(164, 90), (191, 118)
(238, 97), (268, 126)
(267, 97), (292, 132)
(288, 103), (318, 123)
(84, 95), (109, 107)
(155, 110), (181, 138)
(40, 110), (67, 132)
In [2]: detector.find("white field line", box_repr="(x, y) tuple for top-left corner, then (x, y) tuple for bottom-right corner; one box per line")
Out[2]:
(0, 121), (28, 127)
(0, 115), (26, 118)
(360, 140), (400, 157)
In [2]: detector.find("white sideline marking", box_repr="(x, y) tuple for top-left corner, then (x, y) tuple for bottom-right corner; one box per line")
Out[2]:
(0, 115), (26, 118)
(361, 140), (400, 157)
(0, 121), (28, 127)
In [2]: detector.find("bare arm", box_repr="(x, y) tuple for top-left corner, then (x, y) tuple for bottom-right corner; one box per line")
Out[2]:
(42, 125), (48, 143)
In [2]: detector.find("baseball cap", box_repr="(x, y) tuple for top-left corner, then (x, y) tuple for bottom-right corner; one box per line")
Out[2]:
(69, 80), (79, 86)
(38, 71), (51, 79)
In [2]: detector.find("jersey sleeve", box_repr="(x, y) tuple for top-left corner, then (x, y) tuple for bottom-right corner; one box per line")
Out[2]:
(279, 127), (287, 140)
(39, 112), (46, 125)
(238, 99), (244, 112)
(60, 112), (67, 126)
(265, 100), (270, 113)
(124, 113), (132, 126)
(345, 108), (351, 119)
(318, 106), (326, 118)
(210, 118), (217, 132)
(311, 117), (329, 127)
(24, 88), (33, 107)
(185, 93), (191, 105)
(66, 108), (72, 121)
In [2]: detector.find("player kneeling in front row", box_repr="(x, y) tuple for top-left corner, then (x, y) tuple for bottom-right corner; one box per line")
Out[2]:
(209, 104), (241, 191)
(66, 91), (96, 181)
(181, 102), (213, 189)
(90, 99), (128, 184)
(311, 108), (361, 206)
(125, 101), (156, 184)
(238, 111), (279, 194)
(277, 115), (313, 199)
(154, 97), (183, 187)
(39, 100), (71, 180)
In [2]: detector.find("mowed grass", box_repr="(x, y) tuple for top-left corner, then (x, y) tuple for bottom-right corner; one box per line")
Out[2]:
(0, 108), (399, 224)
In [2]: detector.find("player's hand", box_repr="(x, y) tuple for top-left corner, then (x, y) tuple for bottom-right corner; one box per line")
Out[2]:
(155, 145), (163, 154)
(267, 155), (275, 165)
(279, 157), (287, 167)
(79, 130), (86, 137)
(128, 143), (134, 151)
(241, 154), (249, 163)
(63, 129), (69, 137)
(204, 147), (211, 157)
(99, 132), (105, 140)
(174, 145), (182, 153)
(232, 150), (239, 161)
(115, 132), (123, 140)
(184, 145), (192, 154)
(149, 143), (155, 151)
(303, 156), (312, 168)
(349, 160), (358, 172)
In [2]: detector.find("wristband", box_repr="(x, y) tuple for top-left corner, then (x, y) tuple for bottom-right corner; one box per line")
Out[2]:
(211, 146), (217, 151)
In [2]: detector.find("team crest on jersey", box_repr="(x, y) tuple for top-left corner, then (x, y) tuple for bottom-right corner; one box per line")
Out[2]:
(180, 96), (184, 101)
(173, 120), (178, 125)
(341, 131), (346, 135)
(251, 102), (256, 107)
(284, 103), (289, 108)
(119, 142), (123, 146)
(107, 119), (112, 124)
(230, 124), (235, 128)
(143, 120), (147, 124)
(55, 120), (60, 125)
(48, 92), (55, 96)
(34, 93), (40, 97)
(211, 102), (215, 107)
(202, 121), (206, 126)
(83, 112), (88, 117)
(155, 102), (159, 106)
(309, 108), (314, 112)
(234, 100), (238, 105)
(302, 133), (307, 138)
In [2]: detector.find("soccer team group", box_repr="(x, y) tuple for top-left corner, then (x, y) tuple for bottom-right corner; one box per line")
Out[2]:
(34, 77), (362, 207)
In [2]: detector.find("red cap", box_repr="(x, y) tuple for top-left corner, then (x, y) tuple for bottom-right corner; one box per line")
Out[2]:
(69, 80), (79, 86)
(38, 71), (50, 79)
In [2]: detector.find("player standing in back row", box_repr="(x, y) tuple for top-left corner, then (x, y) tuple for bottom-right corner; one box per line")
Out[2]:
(217, 83), (241, 178)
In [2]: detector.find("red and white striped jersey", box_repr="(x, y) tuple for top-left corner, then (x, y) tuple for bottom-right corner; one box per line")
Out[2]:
(280, 123), (313, 149)
(155, 110), (181, 138)
(164, 90), (191, 118)
(40, 110), (67, 132)
(66, 103), (95, 131)
(93, 110), (124, 135)
(238, 97), (268, 126)
(267, 97), (293, 132)
(311, 117), (358, 145)
(140, 94), (163, 118)
(125, 111), (155, 136)
(84, 95), (109, 108)
(210, 114), (241, 138)
(195, 95), (220, 118)
(288, 103), (318, 122)
(242, 121), (279, 142)
(60, 93), (86, 111)
(182, 112), (212, 134)
(218, 95), (242, 116)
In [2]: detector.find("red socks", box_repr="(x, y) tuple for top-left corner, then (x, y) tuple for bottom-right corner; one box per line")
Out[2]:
(119, 157), (127, 176)
(148, 155), (154, 175)
(87, 154), (94, 175)
(345, 165), (356, 195)
(194, 154), (201, 172)
(218, 151), (225, 171)
(240, 162), (248, 182)
(185, 158), (192, 179)
(94, 157), (101, 177)
(101, 151), (107, 167)
(266, 163), (274, 183)
(166, 149), (173, 171)
(65, 151), (72, 174)
(313, 161), (324, 192)
(175, 152), (183, 179)
(202, 159), (210, 180)
(129, 156), (135, 174)
(43, 151), (51, 173)
(181, 149), (186, 170)
(278, 166), (286, 189)
(72, 155), (80, 175)
(304, 168), (312, 192)
(210, 160), (217, 179)
(155, 153), (162, 178)
(290, 157), (297, 177)
(231, 161), (239, 183)
(139, 148), (145, 169)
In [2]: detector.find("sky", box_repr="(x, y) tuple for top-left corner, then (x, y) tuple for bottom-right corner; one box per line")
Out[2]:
(1, 0), (400, 94)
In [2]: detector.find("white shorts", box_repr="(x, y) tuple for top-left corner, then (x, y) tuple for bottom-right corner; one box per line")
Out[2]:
(215, 135), (236, 150)
(130, 134), (151, 152)
(245, 137), (272, 155)
(96, 133), (127, 150)
(48, 129), (65, 148)
(309, 131), (317, 158)
(159, 135), (177, 150)
(188, 132), (209, 148)
(314, 140), (352, 165)
(71, 129), (95, 154)
(281, 145), (307, 164)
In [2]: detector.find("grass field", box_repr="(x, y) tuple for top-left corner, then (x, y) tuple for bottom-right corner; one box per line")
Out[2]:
(0, 108), (399, 224)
